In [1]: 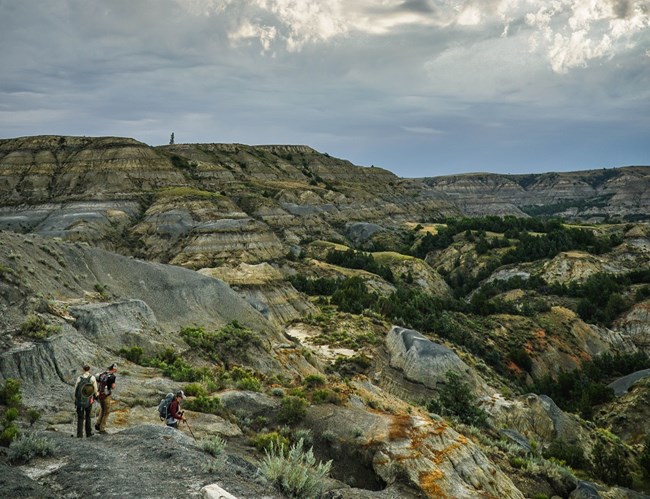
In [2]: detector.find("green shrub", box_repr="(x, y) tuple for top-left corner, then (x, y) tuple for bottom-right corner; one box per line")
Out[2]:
(310, 388), (341, 405)
(180, 322), (263, 366)
(278, 396), (308, 425)
(119, 346), (144, 364)
(303, 374), (326, 388)
(325, 249), (394, 282)
(543, 440), (587, 469)
(0, 378), (22, 408)
(236, 376), (262, 392)
(3, 407), (19, 423)
(184, 395), (222, 415)
(287, 387), (306, 399)
(592, 439), (632, 487)
(201, 435), (227, 457)
(0, 424), (20, 446)
(27, 409), (41, 426)
(270, 387), (285, 398)
(183, 383), (208, 397)
(7, 433), (56, 463)
(154, 357), (213, 383)
(321, 430), (336, 444)
(260, 438), (332, 498)
(509, 347), (533, 373)
(154, 347), (179, 365)
(426, 371), (488, 427)
(293, 429), (313, 447)
(331, 277), (378, 314)
(252, 431), (290, 453)
(327, 354), (372, 377)
(639, 435), (650, 479)
(19, 314), (60, 340)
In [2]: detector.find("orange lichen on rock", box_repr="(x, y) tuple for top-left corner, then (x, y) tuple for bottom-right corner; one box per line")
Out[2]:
(389, 414), (413, 441)
(419, 469), (447, 498)
(112, 408), (130, 426)
(430, 420), (447, 436)
(431, 442), (462, 464)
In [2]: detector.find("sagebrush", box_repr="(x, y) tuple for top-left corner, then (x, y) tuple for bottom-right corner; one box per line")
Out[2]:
(260, 438), (332, 498)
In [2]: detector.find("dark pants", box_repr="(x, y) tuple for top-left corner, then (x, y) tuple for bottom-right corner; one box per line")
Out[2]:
(76, 405), (92, 437)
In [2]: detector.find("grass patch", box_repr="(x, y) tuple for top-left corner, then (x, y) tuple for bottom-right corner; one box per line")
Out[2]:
(201, 435), (227, 457)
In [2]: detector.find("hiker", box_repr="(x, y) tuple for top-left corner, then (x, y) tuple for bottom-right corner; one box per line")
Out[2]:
(95, 363), (117, 434)
(74, 365), (98, 438)
(165, 390), (186, 429)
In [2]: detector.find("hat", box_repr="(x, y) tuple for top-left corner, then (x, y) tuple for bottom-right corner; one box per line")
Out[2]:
(176, 390), (186, 399)
(81, 384), (95, 398)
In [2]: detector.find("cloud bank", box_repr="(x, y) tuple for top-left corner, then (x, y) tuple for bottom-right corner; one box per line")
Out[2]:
(0, 0), (648, 176)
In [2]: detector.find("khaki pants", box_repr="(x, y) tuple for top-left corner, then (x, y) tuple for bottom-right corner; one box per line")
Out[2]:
(97, 395), (111, 431)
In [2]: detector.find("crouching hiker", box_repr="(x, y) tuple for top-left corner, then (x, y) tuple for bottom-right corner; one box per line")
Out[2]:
(74, 365), (98, 438)
(166, 390), (186, 429)
(95, 363), (117, 434)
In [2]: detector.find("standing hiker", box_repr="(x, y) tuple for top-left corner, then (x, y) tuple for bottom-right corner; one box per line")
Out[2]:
(95, 363), (117, 434)
(165, 390), (186, 429)
(74, 365), (98, 438)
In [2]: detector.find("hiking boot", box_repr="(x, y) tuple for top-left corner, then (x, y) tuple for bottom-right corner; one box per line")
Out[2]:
(94, 423), (100, 431)
(86, 432), (93, 438)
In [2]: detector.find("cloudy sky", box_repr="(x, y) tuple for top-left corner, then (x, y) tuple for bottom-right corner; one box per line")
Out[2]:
(1, 0), (649, 177)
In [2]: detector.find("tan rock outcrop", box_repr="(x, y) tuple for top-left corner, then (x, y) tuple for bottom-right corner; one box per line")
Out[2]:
(307, 405), (524, 499)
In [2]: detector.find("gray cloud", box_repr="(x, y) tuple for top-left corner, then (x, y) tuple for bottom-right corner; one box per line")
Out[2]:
(612, 0), (635, 18)
(398, 1), (435, 14)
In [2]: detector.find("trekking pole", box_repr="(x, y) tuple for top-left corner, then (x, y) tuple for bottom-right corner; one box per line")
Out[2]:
(184, 418), (197, 441)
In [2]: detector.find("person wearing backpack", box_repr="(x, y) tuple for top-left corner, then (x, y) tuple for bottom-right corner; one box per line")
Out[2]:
(158, 392), (175, 422)
(165, 390), (186, 429)
(94, 363), (117, 434)
(74, 365), (98, 438)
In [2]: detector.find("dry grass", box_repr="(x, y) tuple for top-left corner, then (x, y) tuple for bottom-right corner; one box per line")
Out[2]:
(403, 222), (446, 235)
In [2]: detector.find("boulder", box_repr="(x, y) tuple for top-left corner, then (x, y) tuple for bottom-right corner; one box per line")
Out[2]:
(201, 484), (239, 499)
(385, 326), (489, 395)
(607, 369), (650, 396)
